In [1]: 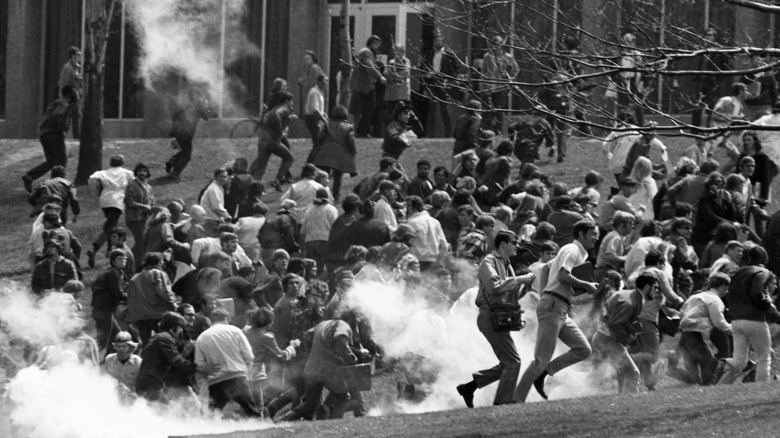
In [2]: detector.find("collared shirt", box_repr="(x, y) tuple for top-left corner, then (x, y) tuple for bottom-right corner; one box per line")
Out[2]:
(104, 353), (142, 389)
(31, 256), (78, 295)
(596, 230), (626, 270)
(475, 251), (516, 310)
(305, 86), (325, 117)
(679, 289), (731, 334)
(407, 210), (447, 262)
(544, 239), (588, 300)
(58, 60), (82, 90)
(190, 236), (250, 268)
(195, 323), (254, 385)
(302, 202), (338, 242)
(200, 181), (230, 221)
(374, 197), (398, 231)
(281, 179), (325, 222)
(88, 166), (135, 210)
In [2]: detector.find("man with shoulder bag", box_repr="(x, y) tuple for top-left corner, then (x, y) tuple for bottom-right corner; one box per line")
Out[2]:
(456, 230), (534, 407)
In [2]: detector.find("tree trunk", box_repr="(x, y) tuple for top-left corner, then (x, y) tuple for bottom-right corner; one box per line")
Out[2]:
(337, 0), (351, 108)
(75, 72), (104, 185)
(74, 0), (116, 185)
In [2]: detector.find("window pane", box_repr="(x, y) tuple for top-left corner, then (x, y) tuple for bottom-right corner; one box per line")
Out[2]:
(370, 15), (396, 57)
(103, 6), (123, 119)
(0, 0), (7, 118)
(122, 19), (144, 119)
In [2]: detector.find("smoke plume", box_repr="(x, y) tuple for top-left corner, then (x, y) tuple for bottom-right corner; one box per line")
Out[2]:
(124, 0), (261, 115)
(0, 280), (270, 438)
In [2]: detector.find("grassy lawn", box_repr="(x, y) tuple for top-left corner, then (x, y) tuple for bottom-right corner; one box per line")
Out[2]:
(3, 132), (780, 437)
(5, 131), (753, 281)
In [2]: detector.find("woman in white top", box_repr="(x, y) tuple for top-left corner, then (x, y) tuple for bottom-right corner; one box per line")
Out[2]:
(628, 156), (657, 222)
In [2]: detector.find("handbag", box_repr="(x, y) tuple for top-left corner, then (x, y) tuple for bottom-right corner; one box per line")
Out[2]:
(481, 263), (525, 332)
(658, 305), (681, 337)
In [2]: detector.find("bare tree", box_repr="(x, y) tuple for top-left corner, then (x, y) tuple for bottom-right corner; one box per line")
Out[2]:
(414, 0), (780, 138)
(337, 0), (352, 108)
(75, 0), (119, 185)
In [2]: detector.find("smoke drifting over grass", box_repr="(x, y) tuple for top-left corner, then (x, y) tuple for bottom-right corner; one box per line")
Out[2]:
(0, 280), (270, 438)
(125, 0), (260, 115)
(347, 276), (611, 412)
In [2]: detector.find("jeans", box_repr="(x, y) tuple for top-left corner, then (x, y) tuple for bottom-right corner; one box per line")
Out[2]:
(591, 331), (640, 393)
(670, 331), (718, 385)
(303, 114), (322, 163)
(249, 137), (294, 182)
(209, 376), (261, 417)
(472, 309), (521, 405)
(629, 319), (660, 388)
(724, 319), (772, 383)
(428, 85), (452, 136)
(133, 319), (161, 348)
(126, 220), (146, 263)
(351, 91), (376, 137)
(27, 132), (67, 181)
(515, 293), (592, 402)
(304, 240), (329, 276)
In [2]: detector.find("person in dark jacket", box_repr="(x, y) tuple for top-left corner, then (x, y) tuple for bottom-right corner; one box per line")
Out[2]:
(452, 100), (491, 156)
(718, 246), (780, 384)
(125, 252), (177, 346)
(124, 163), (155, 262)
(692, 172), (736, 255)
(135, 312), (215, 402)
(591, 272), (657, 394)
(344, 200), (391, 250)
(312, 105), (357, 202)
(22, 85), (79, 192)
(91, 249), (129, 358)
(381, 102), (423, 166)
(27, 165), (80, 224)
(165, 81), (212, 178)
(224, 158), (255, 220)
(407, 160), (435, 203)
(250, 92), (296, 190)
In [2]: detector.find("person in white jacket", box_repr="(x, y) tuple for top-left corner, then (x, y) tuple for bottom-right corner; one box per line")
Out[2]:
(87, 155), (135, 268)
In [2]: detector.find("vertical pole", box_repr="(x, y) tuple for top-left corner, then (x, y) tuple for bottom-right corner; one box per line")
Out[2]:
(219, 0), (226, 118)
(118, 3), (125, 119)
(509, 1), (515, 113)
(657, 0), (665, 112)
(260, 0), (267, 114)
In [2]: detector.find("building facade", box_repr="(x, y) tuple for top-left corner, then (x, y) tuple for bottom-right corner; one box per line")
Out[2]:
(0, 0), (773, 139)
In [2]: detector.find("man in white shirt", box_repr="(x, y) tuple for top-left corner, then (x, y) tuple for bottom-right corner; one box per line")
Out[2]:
(281, 163), (323, 222)
(405, 196), (448, 270)
(87, 155), (135, 267)
(374, 180), (399, 232)
(602, 113), (641, 184)
(195, 308), (261, 417)
(304, 75), (328, 162)
(515, 220), (599, 402)
(199, 168), (232, 237)
(668, 272), (732, 385)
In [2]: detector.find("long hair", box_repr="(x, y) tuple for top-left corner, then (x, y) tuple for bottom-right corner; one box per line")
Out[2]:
(630, 156), (653, 182)
(145, 206), (171, 229)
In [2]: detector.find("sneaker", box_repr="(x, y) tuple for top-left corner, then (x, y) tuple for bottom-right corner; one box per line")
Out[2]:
(165, 161), (172, 175)
(548, 148), (555, 158)
(533, 370), (549, 400)
(711, 359), (728, 385)
(86, 249), (96, 268)
(22, 176), (33, 193)
(270, 180), (283, 192)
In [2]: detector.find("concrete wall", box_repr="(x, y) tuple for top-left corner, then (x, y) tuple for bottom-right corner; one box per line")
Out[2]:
(5, 0), (45, 138)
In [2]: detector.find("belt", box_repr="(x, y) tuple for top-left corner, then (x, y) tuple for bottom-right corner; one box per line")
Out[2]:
(544, 291), (572, 307)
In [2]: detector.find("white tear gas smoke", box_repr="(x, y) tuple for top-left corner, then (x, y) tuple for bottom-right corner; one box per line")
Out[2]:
(125, 0), (261, 115)
(346, 273), (612, 412)
(0, 280), (271, 438)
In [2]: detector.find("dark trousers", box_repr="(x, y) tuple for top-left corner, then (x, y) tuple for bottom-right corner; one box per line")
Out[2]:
(250, 139), (294, 182)
(209, 376), (261, 417)
(472, 309), (521, 405)
(672, 331), (719, 385)
(285, 376), (348, 421)
(303, 114), (322, 163)
(167, 136), (193, 177)
(428, 85), (452, 136)
(483, 91), (508, 135)
(93, 308), (121, 357)
(94, 207), (123, 252)
(629, 320), (660, 388)
(126, 220), (146, 263)
(27, 132), (67, 181)
(352, 91), (376, 137)
(133, 319), (161, 348)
